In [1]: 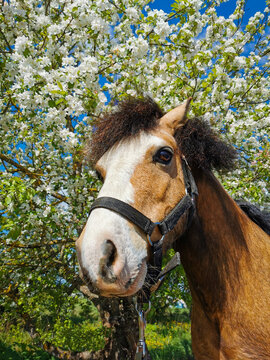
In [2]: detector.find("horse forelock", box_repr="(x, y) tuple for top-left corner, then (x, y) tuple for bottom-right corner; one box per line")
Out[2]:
(88, 97), (164, 164)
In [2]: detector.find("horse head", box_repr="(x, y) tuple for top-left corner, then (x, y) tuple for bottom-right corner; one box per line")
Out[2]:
(76, 98), (193, 297)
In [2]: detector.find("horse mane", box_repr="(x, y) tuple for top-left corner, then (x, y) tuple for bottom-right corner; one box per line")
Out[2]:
(175, 118), (237, 171)
(236, 200), (270, 235)
(89, 96), (236, 172)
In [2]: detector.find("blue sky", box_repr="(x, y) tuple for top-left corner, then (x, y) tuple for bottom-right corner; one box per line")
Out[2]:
(151, 0), (268, 20)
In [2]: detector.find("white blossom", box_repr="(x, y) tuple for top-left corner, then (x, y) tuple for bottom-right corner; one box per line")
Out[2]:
(95, 0), (111, 11)
(129, 35), (149, 59)
(14, 35), (29, 53)
(98, 92), (107, 103)
(126, 7), (139, 20)
(154, 19), (171, 39)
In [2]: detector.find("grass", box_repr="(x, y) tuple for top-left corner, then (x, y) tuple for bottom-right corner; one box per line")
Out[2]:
(0, 340), (57, 360)
(0, 320), (193, 360)
(0, 324), (57, 360)
(146, 321), (193, 360)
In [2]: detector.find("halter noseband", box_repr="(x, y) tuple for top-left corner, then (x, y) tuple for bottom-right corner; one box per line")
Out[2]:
(89, 158), (198, 300)
(89, 158), (198, 242)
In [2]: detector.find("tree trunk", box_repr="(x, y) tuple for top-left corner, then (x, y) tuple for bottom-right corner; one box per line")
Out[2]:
(93, 297), (140, 359)
(79, 283), (153, 360)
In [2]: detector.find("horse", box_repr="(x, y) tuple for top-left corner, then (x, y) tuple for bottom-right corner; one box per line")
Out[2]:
(76, 97), (270, 359)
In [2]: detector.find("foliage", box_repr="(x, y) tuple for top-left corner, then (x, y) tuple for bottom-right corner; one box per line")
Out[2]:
(0, 324), (57, 360)
(1, 319), (191, 360)
(42, 318), (107, 352)
(0, 0), (269, 355)
(147, 250), (192, 324)
(0, 297), (106, 356)
(146, 322), (193, 360)
(148, 306), (191, 325)
(0, 293), (104, 354)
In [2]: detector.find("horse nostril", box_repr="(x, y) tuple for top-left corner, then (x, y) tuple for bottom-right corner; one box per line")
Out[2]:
(99, 240), (117, 283)
(105, 240), (116, 267)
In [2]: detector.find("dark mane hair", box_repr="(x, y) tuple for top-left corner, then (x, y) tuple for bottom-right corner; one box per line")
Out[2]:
(89, 96), (236, 171)
(88, 96), (270, 234)
(175, 118), (237, 171)
(236, 200), (270, 235)
(90, 97), (163, 163)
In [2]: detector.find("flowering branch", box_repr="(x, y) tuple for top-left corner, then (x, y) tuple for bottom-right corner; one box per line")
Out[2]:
(0, 153), (69, 203)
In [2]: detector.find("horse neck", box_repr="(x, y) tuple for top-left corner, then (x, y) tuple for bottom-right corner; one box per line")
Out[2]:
(175, 168), (250, 314)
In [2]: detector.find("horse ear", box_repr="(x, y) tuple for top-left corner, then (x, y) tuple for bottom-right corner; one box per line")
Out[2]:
(159, 98), (192, 134)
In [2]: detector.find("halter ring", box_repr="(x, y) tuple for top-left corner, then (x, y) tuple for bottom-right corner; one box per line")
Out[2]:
(147, 222), (165, 246)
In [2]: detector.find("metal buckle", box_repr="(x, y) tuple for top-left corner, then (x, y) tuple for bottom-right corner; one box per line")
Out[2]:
(135, 301), (151, 359)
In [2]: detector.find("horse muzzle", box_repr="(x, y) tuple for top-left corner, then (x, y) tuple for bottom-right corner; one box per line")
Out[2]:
(77, 227), (148, 297)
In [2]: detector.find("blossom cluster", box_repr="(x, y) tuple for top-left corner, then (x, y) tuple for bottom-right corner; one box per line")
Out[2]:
(0, 0), (269, 313)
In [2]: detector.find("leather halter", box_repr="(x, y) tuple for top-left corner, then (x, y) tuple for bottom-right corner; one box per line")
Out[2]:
(89, 157), (198, 301)
(89, 158), (198, 241)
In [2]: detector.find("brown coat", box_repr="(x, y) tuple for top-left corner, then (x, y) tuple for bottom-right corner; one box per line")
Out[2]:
(176, 169), (270, 359)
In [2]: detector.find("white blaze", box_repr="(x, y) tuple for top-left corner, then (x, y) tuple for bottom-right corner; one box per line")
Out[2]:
(80, 132), (168, 292)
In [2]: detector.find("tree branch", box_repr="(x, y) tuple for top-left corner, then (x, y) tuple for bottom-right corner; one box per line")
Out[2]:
(4, 239), (75, 249)
(0, 153), (69, 204)
(0, 153), (42, 179)
(0, 27), (13, 53)
(231, 66), (270, 107)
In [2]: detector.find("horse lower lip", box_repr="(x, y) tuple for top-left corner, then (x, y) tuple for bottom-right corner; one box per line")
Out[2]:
(125, 277), (135, 289)
(123, 262), (146, 294)
(103, 266), (145, 297)
(80, 270), (101, 296)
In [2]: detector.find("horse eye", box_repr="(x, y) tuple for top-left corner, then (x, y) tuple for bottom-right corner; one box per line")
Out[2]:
(153, 147), (173, 165)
